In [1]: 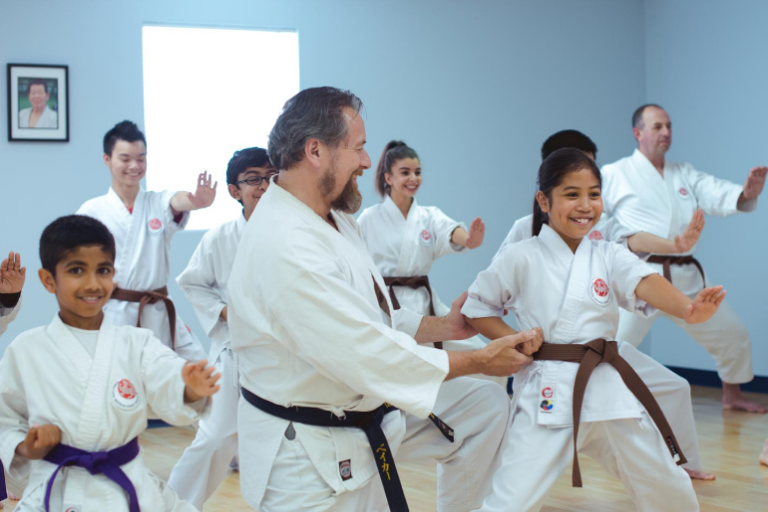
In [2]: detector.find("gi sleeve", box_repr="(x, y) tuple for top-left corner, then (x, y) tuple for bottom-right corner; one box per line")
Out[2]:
(462, 250), (518, 319)
(0, 341), (33, 479)
(608, 243), (658, 317)
(429, 207), (466, 259)
(684, 163), (754, 215)
(267, 231), (449, 419)
(0, 296), (21, 339)
(392, 307), (423, 338)
(139, 331), (211, 425)
(492, 216), (531, 262)
(176, 233), (227, 339)
(157, 190), (190, 235)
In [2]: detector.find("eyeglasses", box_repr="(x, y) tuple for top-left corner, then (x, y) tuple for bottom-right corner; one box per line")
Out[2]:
(234, 173), (277, 186)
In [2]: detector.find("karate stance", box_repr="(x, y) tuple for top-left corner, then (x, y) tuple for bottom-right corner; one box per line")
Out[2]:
(464, 149), (725, 511)
(229, 87), (537, 512)
(168, 147), (277, 508)
(0, 215), (220, 512)
(603, 104), (767, 413)
(77, 121), (215, 362)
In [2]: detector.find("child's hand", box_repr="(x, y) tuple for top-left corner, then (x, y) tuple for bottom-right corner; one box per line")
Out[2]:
(0, 252), (26, 294)
(187, 171), (217, 210)
(182, 360), (221, 403)
(674, 209), (705, 253)
(15, 423), (61, 460)
(465, 217), (485, 249)
(516, 327), (544, 356)
(684, 286), (726, 324)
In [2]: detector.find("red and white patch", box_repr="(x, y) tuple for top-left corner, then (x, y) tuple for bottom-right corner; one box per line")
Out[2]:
(113, 378), (140, 409)
(419, 229), (433, 246)
(678, 187), (689, 199)
(185, 324), (192, 333)
(590, 278), (610, 306)
(148, 218), (164, 235)
(65, 507), (81, 512)
(541, 387), (554, 399)
(339, 459), (353, 481)
(588, 230), (603, 241)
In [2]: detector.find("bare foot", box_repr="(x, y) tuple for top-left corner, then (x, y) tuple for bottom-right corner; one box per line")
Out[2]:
(760, 438), (768, 466)
(722, 383), (768, 413)
(7, 491), (19, 500)
(684, 467), (716, 480)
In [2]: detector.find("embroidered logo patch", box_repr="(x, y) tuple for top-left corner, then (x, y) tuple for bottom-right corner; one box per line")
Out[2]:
(588, 230), (603, 241)
(678, 187), (689, 199)
(339, 459), (352, 481)
(590, 278), (610, 306)
(541, 387), (554, 399)
(540, 400), (554, 412)
(113, 378), (140, 409)
(148, 218), (164, 235)
(419, 229), (433, 245)
(65, 507), (81, 512)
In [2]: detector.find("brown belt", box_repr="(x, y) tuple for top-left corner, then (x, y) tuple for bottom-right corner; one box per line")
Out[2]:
(533, 339), (685, 487)
(383, 276), (442, 350)
(646, 255), (705, 286)
(110, 286), (176, 349)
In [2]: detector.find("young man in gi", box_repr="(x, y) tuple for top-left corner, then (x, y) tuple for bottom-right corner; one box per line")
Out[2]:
(77, 120), (216, 362)
(168, 147), (276, 508)
(0, 214), (220, 512)
(228, 86), (541, 512)
(602, 104), (767, 413)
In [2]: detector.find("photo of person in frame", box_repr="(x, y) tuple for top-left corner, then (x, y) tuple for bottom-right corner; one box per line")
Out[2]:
(18, 77), (58, 129)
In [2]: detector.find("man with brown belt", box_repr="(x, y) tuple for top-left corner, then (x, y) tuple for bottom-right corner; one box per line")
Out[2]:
(602, 104), (768, 413)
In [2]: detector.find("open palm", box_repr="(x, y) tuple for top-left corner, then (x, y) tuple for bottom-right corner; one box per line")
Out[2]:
(465, 217), (485, 249)
(674, 209), (705, 253)
(683, 286), (725, 324)
(0, 252), (26, 294)
(187, 171), (218, 209)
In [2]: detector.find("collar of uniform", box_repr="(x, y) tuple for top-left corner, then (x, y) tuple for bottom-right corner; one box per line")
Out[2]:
(107, 186), (145, 213)
(382, 194), (418, 221)
(268, 182), (342, 235)
(537, 223), (583, 267)
(236, 209), (248, 231)
(631, 148), (667, 182)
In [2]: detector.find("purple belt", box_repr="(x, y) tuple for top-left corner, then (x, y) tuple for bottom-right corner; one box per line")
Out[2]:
(1, 460), (6, 502)
(43, 437), (140, 512)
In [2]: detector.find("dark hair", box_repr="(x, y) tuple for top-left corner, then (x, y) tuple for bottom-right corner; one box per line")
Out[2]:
(374, 141), (420, 197)
(532, 148), (602, 236)
(103, 120), (147, 156)
(541, 130), (598, 160)
(40, 215), (116, 276)
(27, 79), (49, 94)
(226, 147), (272, 186)
(632, 104), (664, 129)
(268, 86), (363, 170)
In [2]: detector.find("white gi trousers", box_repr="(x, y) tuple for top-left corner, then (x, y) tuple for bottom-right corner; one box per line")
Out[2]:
(258, 377), (509, 512)
(167, 348), (238, 509)
(617, 263), (752, 385)
(476, 368), (699, 512)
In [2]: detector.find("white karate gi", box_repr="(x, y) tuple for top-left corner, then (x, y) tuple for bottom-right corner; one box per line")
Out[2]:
(464, 224), (698, 512)
(603, 149), (756, 384)
(229, 184), (510, 512)
(167, 213), (246, 509)
(77, 188), (206, 362)
(18, 106), (58, 129)
(0, 297), (21, 339)
(0, 316), (210, 512)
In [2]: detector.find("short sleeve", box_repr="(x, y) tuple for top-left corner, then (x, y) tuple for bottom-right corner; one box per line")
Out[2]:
(462, 250), (518, 319)
(429, 207), (466, 259)
(607, 243), (658, 317)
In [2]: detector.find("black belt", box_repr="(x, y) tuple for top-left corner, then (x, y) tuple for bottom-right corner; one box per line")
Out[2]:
(241, 387), (453, 511)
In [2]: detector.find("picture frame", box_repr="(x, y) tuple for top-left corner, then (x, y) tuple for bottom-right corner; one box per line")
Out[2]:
(7, 63), (69, 142)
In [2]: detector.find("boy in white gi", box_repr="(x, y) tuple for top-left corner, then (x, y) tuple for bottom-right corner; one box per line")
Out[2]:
(167, 147), (276, 508)
(0, 215), (220, 512)
(230, 87), (540, 512)
(498, 130), (715, 480)
(464, 149), (726, 511)
(603, 104), (767, 413)
(77, 121), (216, 362)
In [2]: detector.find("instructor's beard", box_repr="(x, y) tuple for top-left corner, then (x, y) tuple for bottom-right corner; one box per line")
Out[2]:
(320, 166), (362, 214)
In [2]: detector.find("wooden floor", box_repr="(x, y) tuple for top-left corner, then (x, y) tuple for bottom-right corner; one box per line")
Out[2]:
(3, 386), (768, 511)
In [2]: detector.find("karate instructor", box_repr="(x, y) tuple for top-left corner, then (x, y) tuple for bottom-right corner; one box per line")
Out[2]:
(228, 86), (538, 512)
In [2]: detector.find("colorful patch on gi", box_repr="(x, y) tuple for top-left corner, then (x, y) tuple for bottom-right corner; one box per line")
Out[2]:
(540, 399), (554, 412)
(419, 229), (433, 245)
(65, 507), (81, 512)
(339, 459), (353, 481)
(113, 378), (140, 410)
(678, 187), (690, 199)
(541, 387), (554, 399)
(588, 230), (603, 241)
(590, 278), (610, 306)
(148, 217), (164, 235)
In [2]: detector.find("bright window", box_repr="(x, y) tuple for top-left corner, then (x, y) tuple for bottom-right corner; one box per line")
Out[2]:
(142, 25), (299, 229)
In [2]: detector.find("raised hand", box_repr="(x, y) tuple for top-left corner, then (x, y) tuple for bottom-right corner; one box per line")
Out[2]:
(187, 171), (217, 209)
(683, 286), (726, 324)
(446, 292), (479, 340)
(15, 423), (61, 460)
(465, 217), (485, 249)
(183, 359), (221, 403)
(0, 251), (26, 294)
(743, 166), (767, 201)
(674, 209), (705, 253)
(481, 330), (536, 376)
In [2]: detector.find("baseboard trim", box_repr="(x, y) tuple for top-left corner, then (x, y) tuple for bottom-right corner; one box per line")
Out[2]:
(665, 366), (768, 393)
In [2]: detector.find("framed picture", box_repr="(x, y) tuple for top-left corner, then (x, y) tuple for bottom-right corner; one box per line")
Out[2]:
(7, 63), (69, 142)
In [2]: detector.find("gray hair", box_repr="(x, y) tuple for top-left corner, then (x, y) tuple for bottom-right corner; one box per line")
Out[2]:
(268, 86), (363, 171)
